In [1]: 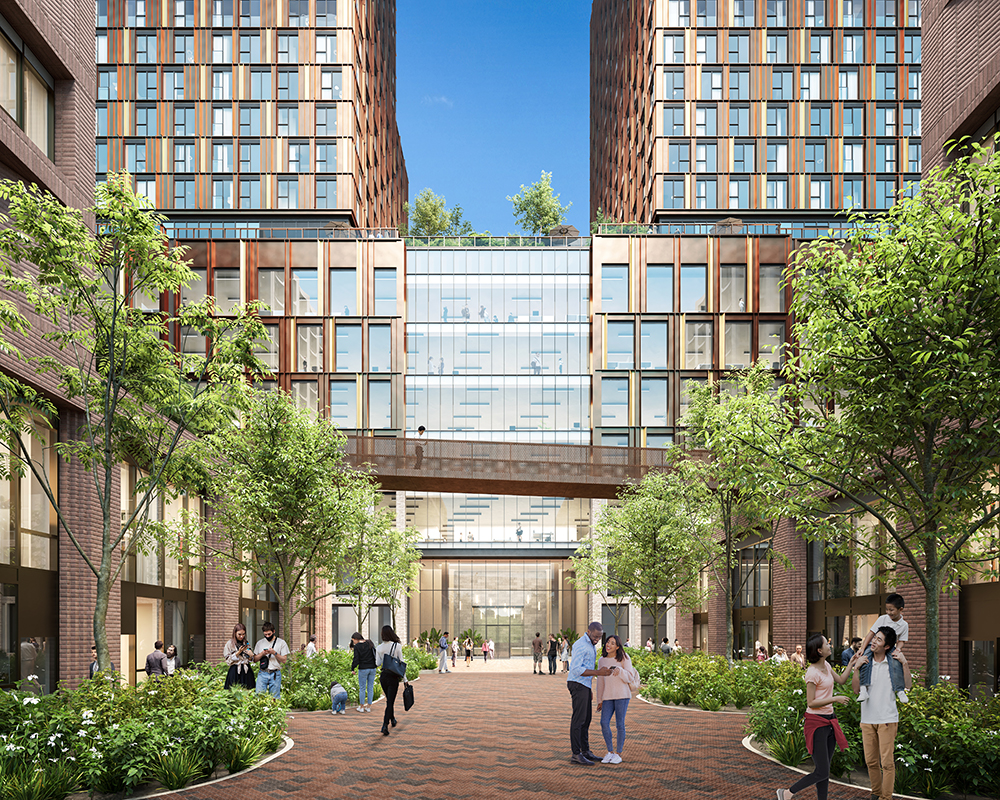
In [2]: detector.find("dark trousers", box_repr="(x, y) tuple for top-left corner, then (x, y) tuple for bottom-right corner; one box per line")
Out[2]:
(790, 723), (837, 800)
(568, 682), (593, 755)
(380, 671), (400, 730)
(548, 654), (557, 674)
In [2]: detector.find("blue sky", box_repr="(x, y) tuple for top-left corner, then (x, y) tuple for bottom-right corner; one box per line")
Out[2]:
(395, 2), (591, 235)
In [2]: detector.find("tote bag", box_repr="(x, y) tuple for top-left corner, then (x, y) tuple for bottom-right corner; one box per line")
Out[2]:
(383, 642), (407, 679)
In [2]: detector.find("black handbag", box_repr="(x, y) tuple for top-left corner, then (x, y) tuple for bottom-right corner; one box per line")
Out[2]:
(383, 642), (407, 679)
(402, 682), (414, 711)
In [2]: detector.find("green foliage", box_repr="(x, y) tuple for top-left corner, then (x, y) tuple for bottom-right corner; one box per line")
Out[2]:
(766, 730), (810, 767)
(223, 738), (267, 774)
(150, 748), (204, 791)
(401, 188), (475, 237)
(506, 171), (571, 235)
(458, 629), (484, 649)
(418, 628), (444, 651)
(559, 628), (580, 646)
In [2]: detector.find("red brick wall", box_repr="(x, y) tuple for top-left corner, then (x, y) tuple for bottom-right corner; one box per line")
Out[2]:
(203, 503), (241, 664)
(771, 517), (807, 652)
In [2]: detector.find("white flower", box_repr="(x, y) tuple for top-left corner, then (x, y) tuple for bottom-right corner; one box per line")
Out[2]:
(27, 674), (38, 681)
(5, 744), (17, 752)
(77, 730), (88, 737)
(29, 733), (39, 739)
(22, 697), (39, 706)
(82, 710), (94, 719)
(787, 706), (796, 711)
(81, 719), (95, 725)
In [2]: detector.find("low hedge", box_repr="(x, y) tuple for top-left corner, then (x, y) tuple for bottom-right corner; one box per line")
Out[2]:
(0, 669), (285, 799)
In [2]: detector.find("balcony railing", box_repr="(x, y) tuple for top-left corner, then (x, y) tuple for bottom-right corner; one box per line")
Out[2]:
(405, 235), (591, 248)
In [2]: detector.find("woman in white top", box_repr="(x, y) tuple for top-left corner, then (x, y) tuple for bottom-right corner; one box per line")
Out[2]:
(164, 644), (179, 675)
(223, 623), (256, 690)
(375, 625), (407, 736)
(595, 634), (641, 763)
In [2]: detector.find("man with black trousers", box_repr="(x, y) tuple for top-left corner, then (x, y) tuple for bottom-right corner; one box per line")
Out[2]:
(566, 622), (613, 765)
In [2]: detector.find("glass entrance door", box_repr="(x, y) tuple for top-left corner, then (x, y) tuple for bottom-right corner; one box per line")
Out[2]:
(474, 605), (523, 658)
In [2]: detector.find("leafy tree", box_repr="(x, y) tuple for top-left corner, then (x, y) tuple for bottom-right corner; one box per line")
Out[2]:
(573, 466), (714, 644)
(680, 362), (801, 662)
(401, 188), (474, 237)
(507, 171), (571, 235)
(0, 173), (267, 671)
(178, 389), (372, 643)
(762, 138), (1000, 684)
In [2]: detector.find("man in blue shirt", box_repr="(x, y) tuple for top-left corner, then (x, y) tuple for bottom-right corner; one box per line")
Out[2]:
(566, 621), (613, 765)
(438, 631), (451, 673)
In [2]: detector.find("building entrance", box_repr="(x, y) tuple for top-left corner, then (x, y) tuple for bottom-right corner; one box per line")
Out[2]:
(474, 605), (524, 658)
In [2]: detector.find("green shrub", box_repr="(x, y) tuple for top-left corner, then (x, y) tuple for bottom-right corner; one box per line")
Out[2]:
(150, 748), (204, 791)
(766, 730), (810, 767)
(224, 738), (267, 774)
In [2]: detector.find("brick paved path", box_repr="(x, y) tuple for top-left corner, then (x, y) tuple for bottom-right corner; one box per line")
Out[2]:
(172, 668), (875, 800)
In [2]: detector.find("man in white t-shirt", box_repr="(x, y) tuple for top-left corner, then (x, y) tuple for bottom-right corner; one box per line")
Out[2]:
(852, 626), (912, 800)
(857, 592), (909, 703)
(252, 622), (291, 698)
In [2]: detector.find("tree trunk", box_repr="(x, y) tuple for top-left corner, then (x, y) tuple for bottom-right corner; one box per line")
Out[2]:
(94, 560), (113, 672)
(924, 563), (940, 687)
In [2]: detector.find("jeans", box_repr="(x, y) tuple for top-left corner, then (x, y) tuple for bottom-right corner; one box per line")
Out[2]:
(862, 722), (898, 800)
(568, 682), (593, 755)
(255, 669), (281, 698)
(358, 668), (376, 705)
(789, 722), (836, 800)
(548, 654), (557, 674)
(380, 672), (400, 730)
(331, 691), (348, 713)
(600, 697), (629, 753)
(858, 645), (906, 692)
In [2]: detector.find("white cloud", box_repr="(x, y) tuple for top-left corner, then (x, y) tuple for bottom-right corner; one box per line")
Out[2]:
(421, 94), (454, 108)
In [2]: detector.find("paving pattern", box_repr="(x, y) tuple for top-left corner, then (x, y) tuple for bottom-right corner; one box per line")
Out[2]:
(170, 664), (876, 800)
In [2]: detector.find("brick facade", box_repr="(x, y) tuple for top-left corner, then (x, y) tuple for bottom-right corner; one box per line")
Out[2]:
(770, 516), (806, 654)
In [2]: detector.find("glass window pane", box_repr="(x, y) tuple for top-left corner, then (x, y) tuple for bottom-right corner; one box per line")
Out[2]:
(640, 321), (668, 369)
(601, 265), (628, 312)
(329, 379), (357, 428)
(258, 269), (285, 315)
(369, 381), (392, 429)
(724, 321), (751, 368)
(759, 322), (786, 368)
(600, 377), (629, 426)
(646, 265), (673, 312)
(374, 268), (396, 315)
(680, 265), (707, 312)
(369, 324), (391, 373)
(291, 380), (317, 413)
(331, 268), (356, 315)
(213, 269), (240, 314)
(291, 269), (319, 315)
(641, 377), (668, 427)
(759, 264), (785, 312)
(335, 324), (361, 372)
(296, 324), (323, 372)
(259, 324), (278, 371)
(720, 264), (747, 313)
(685, 321), (713, 369)
(606, 321), (634, 369)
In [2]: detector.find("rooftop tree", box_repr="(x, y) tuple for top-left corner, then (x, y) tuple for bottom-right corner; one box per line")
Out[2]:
(507, 171), (572, 235)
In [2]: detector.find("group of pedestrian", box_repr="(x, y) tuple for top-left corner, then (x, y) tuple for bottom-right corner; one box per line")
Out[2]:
(143, 641), (181, 678)
(778, 594), (911, 800)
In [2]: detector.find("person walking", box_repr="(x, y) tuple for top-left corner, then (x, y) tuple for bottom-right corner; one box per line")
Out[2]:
(560, 636), (571, 673)
(488, 639), (495, 659)
(463, 637), (473, 666)
(164, 644), (179, 675)
(223, 623), (256, 690)
(547, 634), (558, 675)
(532, 632), (545, 674)
(776, 634), (859, 800)
(437, 630), (451, 673)
(659, 637), (673, 656)
(567, 622), (613, 765)
(350, 632), (377, 712)
(375, 625), (406, 736)
(596, 634), (641, 763)
(791, 644), (807, 669)
(482, 639), (489, 663)
(853, 627), (912, 800)
(144, 641), (167, 678)
(305, 634), (318, 658)
(252, 621), (290, 698)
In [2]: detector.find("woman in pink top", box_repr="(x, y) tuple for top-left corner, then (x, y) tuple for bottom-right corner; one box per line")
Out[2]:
(595, 634), (641, 764)
(777, 634), (858, 800)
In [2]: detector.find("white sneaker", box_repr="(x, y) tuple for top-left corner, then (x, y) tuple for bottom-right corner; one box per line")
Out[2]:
(897, 689), (909, 703)
(858, 686), (869, 702)
(601, 753), (614, 763)
(610, 753), (622, 764)
(356, 706), (365, 713)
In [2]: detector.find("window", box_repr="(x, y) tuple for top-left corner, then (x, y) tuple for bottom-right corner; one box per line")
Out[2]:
(695, 106), (716, 135)
(641, 378), (669, 427)
(765, 178), (787, 209)
(702, 69), (722, 100)
(96, 105), (109, 138)
(876, 141), (897, 172)
(127, 0), (146, 25)
(665, 34), (684, 64)
(97, 0), (109, 25)
(174, 0), (194, 25)
(316, 0), (335, 25)
(213, 141), (234, 172)
(908, 0), (921, 26)
(240, 178), (260, 209)
(213, 69), (232, 100)
(875, 0), (896, 26)
(767, 140), (788, 172)
(174, 34), (194, 64)
(316, 106), (336, 135)
(96, 141), (108, 173)
(136, 177), (155, 204)
(685, 321), (713, 368)
(728, 178), (749, 209)
(258, 269), (285, 315)
(732, 0), (754, 25)
(329, 379), (356, 426)
(843, 33), (864, 63)
(297, 325), (323, 372)
(811, 105), (831, 135)
(804, 140), (825, 172)
(601, 265), (629, 313)
(766, 106), (787, 136)
(646, 267), (673, 314)
(908, 69), (921, 100)
(694, 179), (716, 209)
(844, 177), (865, 208)
(126, 141), (146, 172)
(725, 321), (751, 368)
(316, 178), (336, 208)
(839, 68), (859, 100)
(316, 34), (335, 63)
(277, 34), (298, 63)
(876, 69), (896, 100)
(367, 382), (392, 429)
(733, 141), (754, 172)
(288, 140), (308, 172)
(695, 141), (716, 172)
(239, 141), (260, 172)
(720, 264), (746, 313)
(667, 0), (690, 26)
(843, 105), (864, 136)
(249, 68), (270, 99)
(240, 0), (260, 26)
(728, 34), (749, 64)
(240, 104), (261, 135)
(240, 34), (260, 62)
(680, 265), (707, 312)
(730, 105), (749, 135)
(320, 68), (342, 99)
(277, 177), (298, 209)
(903, 34), (921, 63)
(902, 106), (920, 135)
(288, 0), (309, 26)
(600, 377), (629, 427)
(606, 321), (634, 369)
(174, 178), (195, 209)
(311, 140), (335, 172)
(277, 106), (298, 136)
(696, 0), (716, 25)
(212, 106), (232, 136)
(174, 141), (196, 172)
(278, 68), (298, 99)
(771, 69), (792, 101)
(760, 264), (785, 311)
(766, 35), (787, 63)
(213, 178), (234, 210)
(174, 105), (195, 135)
(330, 269), (355, 315)
(804, 0), (825, 26)
(135, 34), (156, 63)
(212, 0), (233, 25)
(212, 34), (232, 64)
(664, 105), (685, 135)
(843, 141), (864, 172)
(730, 68), (749, 100)
(136, 69), (157, 100)
(97, 68), (117, 100)
(810, 33), (831, 63)
(696, 34), (717, 63)
(766, 0), (787, 26)
(876, 106), (896, 135)
(291, 269), (318, 315)
(292, 381), (318, 414)
(875, 178), (896, 209)
(810, 178), (831, 209)
(876, 34), (897, 63)
(336, 324), (361, 372)
(368, 325), (392, 373)
(908, 141), (921, 172)
(664, 179), (685, 209)
(843, 0), (863, 25)
(665, 70), (684, 100)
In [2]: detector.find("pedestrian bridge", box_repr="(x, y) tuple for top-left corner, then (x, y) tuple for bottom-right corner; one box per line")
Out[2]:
(343, 436), (675, 499)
